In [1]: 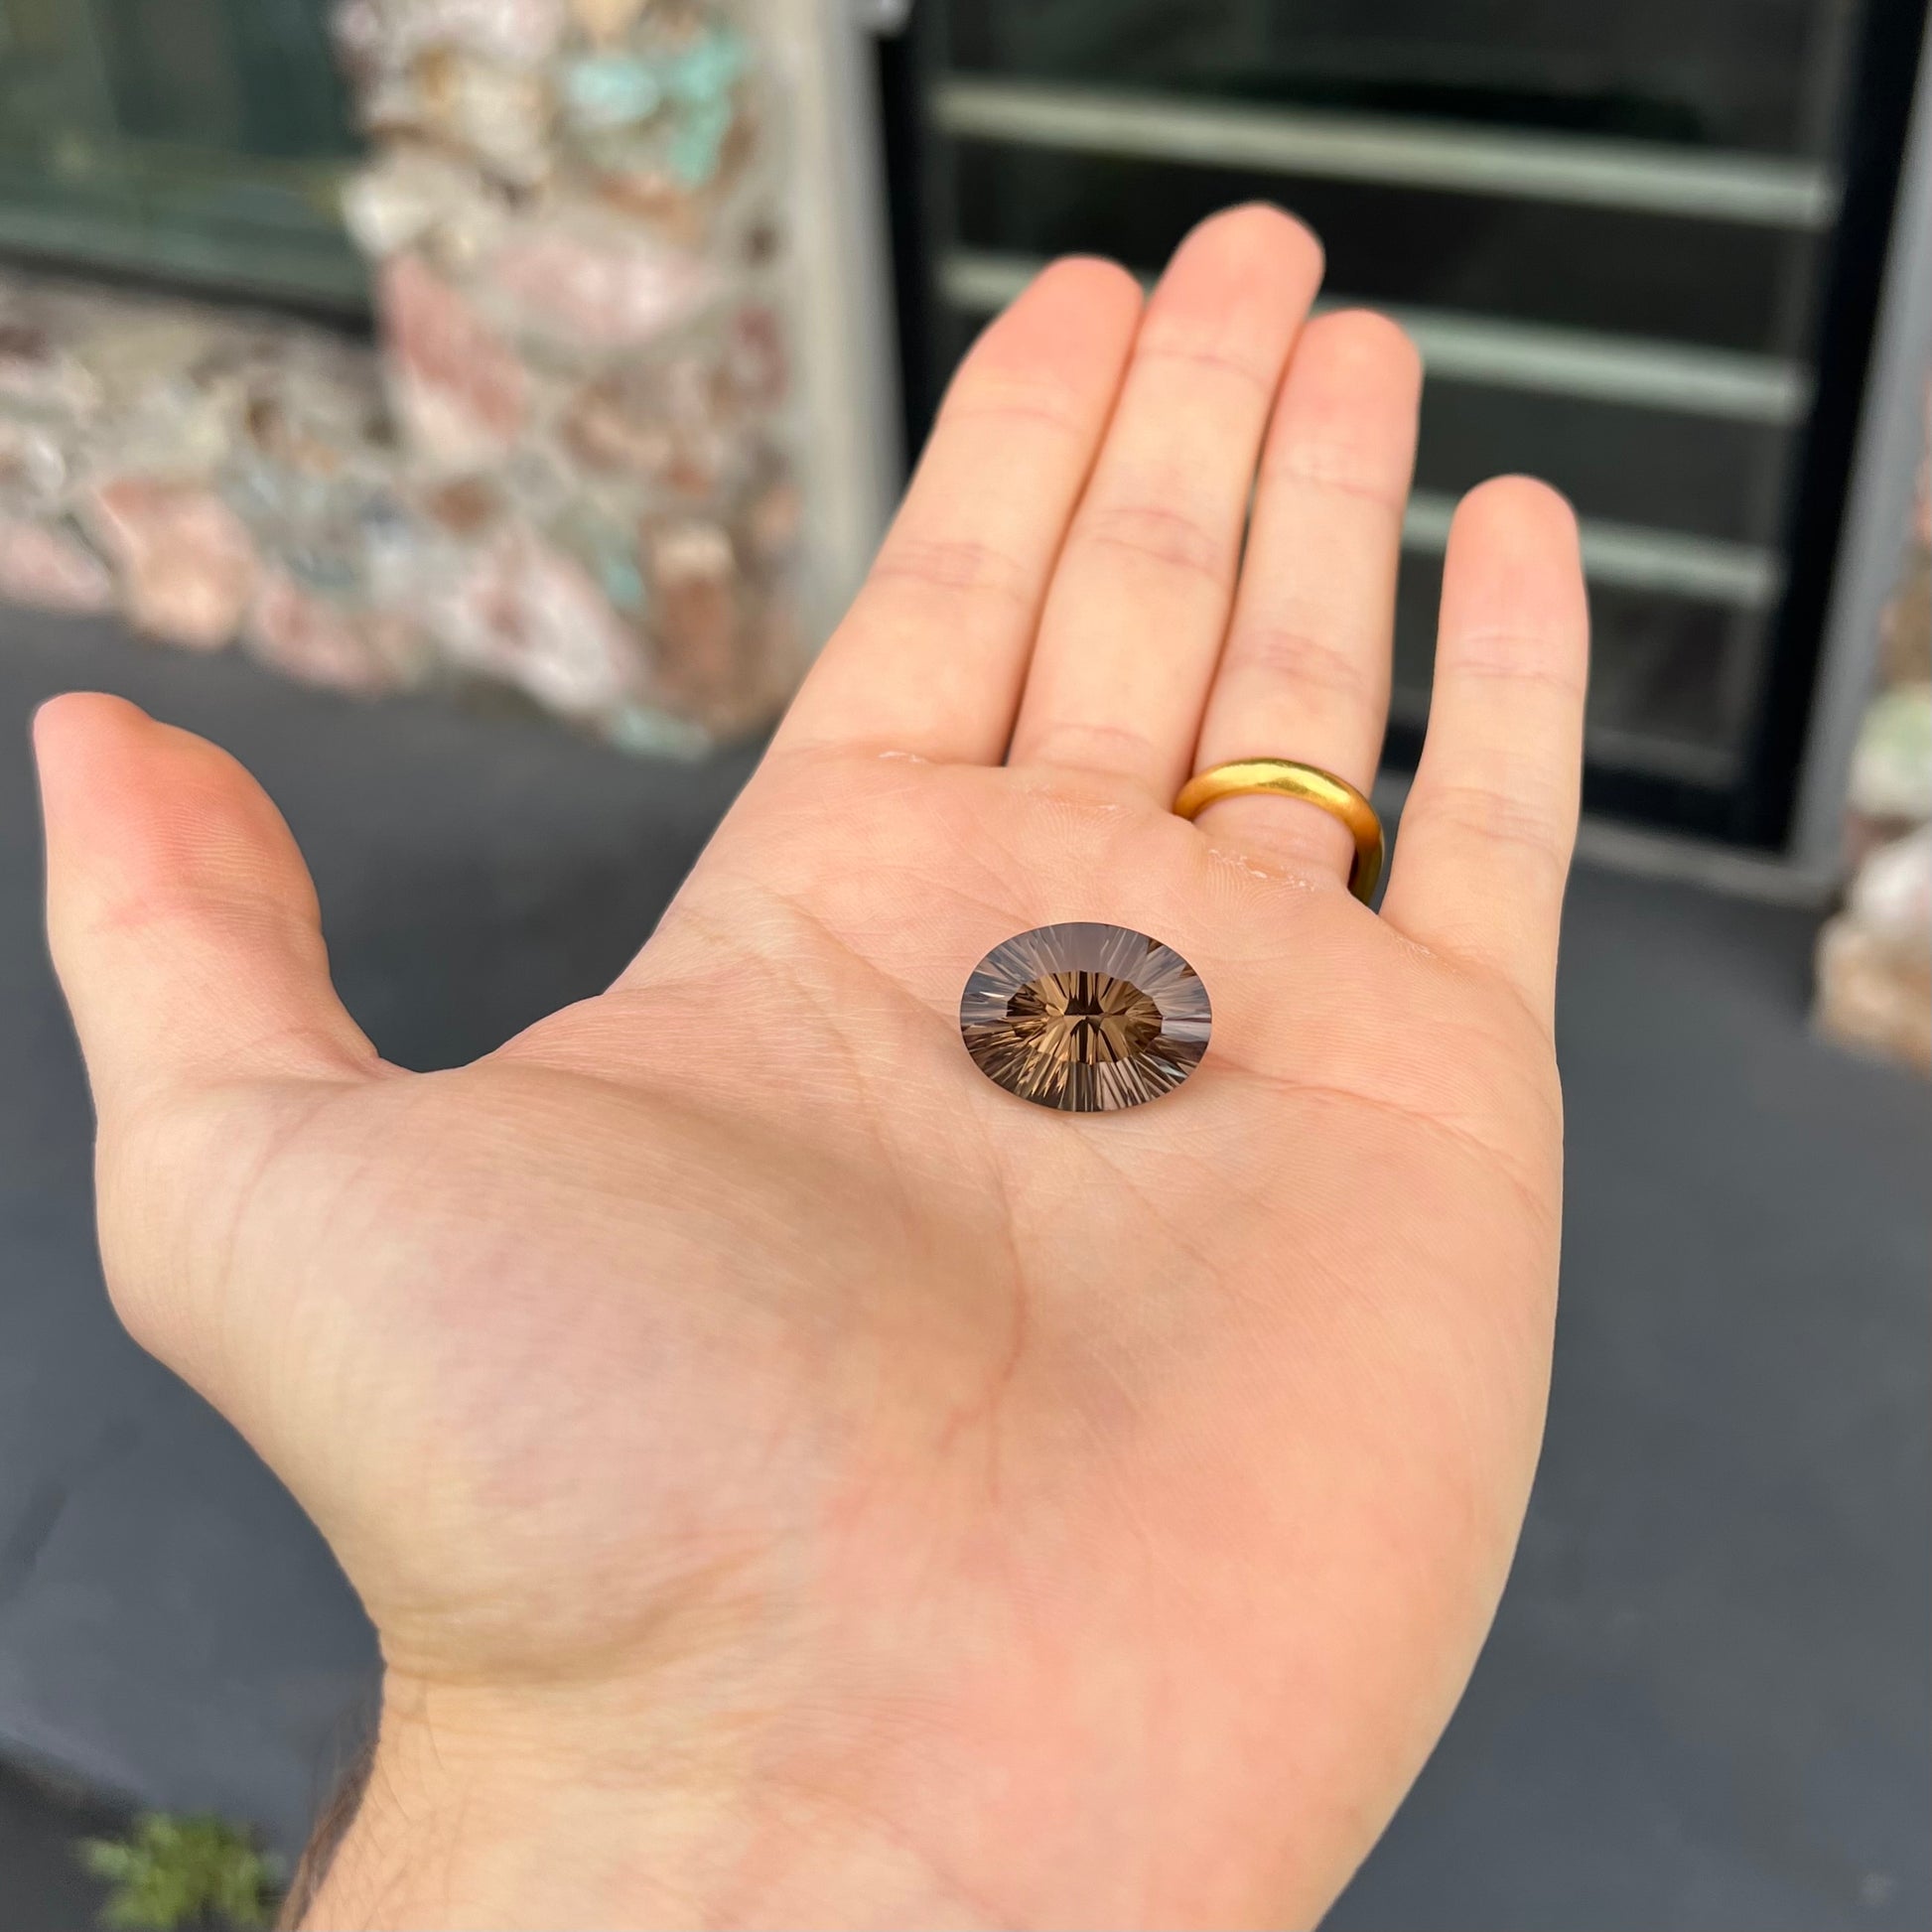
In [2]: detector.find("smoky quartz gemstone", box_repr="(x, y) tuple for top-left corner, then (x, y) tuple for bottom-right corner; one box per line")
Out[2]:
(959, 922), (1211, 1112)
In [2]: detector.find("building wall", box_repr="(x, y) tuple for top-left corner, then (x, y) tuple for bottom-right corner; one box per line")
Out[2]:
(0, 0), (804, 752)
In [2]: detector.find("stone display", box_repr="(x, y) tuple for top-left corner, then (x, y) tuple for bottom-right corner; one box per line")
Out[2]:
(1815, 389), (1932, 1073)
(0, 0), (802, 748)
(1816, 827), (1932, 1073)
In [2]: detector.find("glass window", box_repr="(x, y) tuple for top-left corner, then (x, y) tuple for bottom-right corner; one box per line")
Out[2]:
(895, 0), (1901, 838)
(0, 0), (362, 307)
(945, 0), (1854, 156)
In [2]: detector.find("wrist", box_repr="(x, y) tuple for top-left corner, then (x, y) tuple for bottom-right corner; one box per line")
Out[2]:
(295, 1672), (986, 1930)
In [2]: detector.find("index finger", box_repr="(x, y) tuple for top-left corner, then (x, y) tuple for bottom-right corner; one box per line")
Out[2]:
(775, 257), (1142, 763)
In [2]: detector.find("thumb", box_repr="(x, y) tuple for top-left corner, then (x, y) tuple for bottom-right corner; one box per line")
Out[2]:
(36, 693), (380, 1122)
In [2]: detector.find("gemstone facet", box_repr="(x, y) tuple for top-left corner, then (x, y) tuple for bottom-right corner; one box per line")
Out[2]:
(959, 922), (1211, 1112)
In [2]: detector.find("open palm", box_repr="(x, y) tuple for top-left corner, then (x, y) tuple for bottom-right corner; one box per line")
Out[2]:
(39, 207), (1587, 1930)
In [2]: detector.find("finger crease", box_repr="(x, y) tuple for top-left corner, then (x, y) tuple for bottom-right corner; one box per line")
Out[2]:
(941, 393), (1093, 442)
(1132, 340), (1278, 398)
(1415, 781), (1569, 876)
(1224, 620), (1373, 701)
(868, 538), (1036, 613)
(1018, 720), (1165, 781)
(1075, 502), (1230, 586)
(1261, 449), (1408, 512)
(1441, 635), (1588, 701)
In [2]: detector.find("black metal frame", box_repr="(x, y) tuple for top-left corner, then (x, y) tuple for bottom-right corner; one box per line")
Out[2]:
(876, 0), (1931, 853)
(1729, 0), (1929, 847)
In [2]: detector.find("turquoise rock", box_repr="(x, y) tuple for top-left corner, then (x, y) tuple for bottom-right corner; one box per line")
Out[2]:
(607, 702), (710, 759)
(669, 98), (732, 184)
(563, 27), (748, 158)
(600, 555), (646, 612)
(562, 55), (663, 131)
(663, 27), (749, 183)
(665, 26), (749, 105)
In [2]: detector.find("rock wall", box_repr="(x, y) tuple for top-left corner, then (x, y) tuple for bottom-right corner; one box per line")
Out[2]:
(1814, 388), (1932, 1073)
(0, 0), (803, 754)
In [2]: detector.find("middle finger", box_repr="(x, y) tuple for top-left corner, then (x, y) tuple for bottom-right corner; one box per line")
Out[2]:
(1007, 205), (1323, 799)
(1186, 309), (1422, 880)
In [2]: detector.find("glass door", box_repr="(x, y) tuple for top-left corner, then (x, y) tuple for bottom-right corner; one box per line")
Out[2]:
(879, 0), (1929, 847)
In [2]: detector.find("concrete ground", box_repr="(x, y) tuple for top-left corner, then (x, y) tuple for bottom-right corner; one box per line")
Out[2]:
(0, 608), (1926, 1932)
(0, 1758), (123, 1930)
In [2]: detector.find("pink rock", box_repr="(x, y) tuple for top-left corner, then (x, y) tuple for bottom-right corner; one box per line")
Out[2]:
(246, 571), (407, 695)
(728, 304), (786, 408)
(745, 478), (801, 562)
(561, 370), (676, 479)
(570, 0), (646, 43)
(420, 474), (506, 536)
(0, 320), (69, 408)
(379, 254), (529, 468)
(1848, 825), (1932, 954)
(432, 526), (643, 716)
(80, 478), (256, 648)
(341, 148), (502, 260)
(483, 222), (714, 349)
(432, 0), (565, 65)
(560, 357), (731, 491)
(0, 516), (114, 614)
(335, 0), (564, 69)
(646, 518), (741, 713)
(1816, 914), (1932, 1072)
(737, 596), (808, 723)
(0, 414), (75, 503)
(411, 46), (553, 186)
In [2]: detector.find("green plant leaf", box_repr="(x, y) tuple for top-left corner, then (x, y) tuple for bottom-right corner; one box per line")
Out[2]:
(74, 1811), (281, 1930)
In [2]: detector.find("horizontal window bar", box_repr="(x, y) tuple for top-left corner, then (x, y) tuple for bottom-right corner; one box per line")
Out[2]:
(1377, 305), (1809, 422)
(1404, 491), (1783, 607)
(1389, 685), (1744, 785)
(0, 205), (367, 310)
(941, 250), (1811, 422)
(1578, 723), (1744, 786)
(942, 254), (1783, 604)
(933, 78), (1838, 229)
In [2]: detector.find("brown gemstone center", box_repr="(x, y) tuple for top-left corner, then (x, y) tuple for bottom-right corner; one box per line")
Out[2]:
(1004, 969), (1164, 1066)
(959, 921), (1211, 1112)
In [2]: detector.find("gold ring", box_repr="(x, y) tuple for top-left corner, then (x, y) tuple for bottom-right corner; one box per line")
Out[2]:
(1173, 759), (1385, 903)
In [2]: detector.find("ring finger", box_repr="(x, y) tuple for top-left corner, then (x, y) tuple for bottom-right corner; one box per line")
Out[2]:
(1185, 309), (1422, 881)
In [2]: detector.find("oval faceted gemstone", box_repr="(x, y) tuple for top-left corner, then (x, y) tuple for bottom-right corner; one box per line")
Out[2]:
(959, 922), (1211, 1112)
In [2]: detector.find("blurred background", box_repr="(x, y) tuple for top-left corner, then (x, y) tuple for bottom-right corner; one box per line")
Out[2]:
(0, 2), (1927, 1927)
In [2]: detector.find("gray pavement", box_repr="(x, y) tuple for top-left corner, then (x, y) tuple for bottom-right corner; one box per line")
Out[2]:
(0, 1758), (123, 1932)
(0, 607), (1926, 1930)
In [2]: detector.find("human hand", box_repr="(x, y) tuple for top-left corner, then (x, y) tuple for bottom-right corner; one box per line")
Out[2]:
(38, 206), (1587, 1930)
